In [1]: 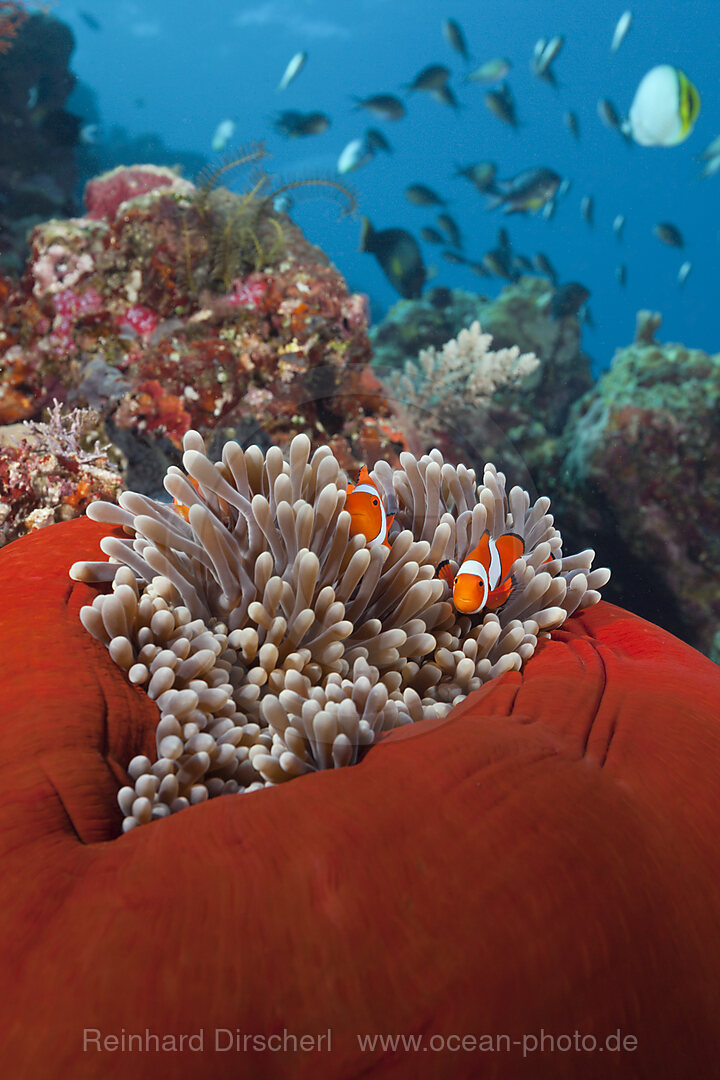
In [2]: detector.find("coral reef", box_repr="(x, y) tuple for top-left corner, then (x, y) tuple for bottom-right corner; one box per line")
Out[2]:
(70, 430), (608, 829)
(2, 515), (720, 1080)
(557, 318), (720, 656)
(371, 279), (593, 482)
(0, 402), (123, 546)
(0, 10), (80, 274)
(371, 291), (720, 660)
(0, 159), (404, 493)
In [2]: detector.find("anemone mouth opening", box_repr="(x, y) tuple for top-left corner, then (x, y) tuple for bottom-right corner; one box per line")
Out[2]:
(70, 431), (610, 835)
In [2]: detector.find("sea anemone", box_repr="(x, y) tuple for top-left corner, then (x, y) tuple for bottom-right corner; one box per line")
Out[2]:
(70, 432), (609, 830)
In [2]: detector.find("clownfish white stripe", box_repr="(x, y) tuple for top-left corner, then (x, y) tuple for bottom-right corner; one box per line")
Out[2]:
(487, 538), (502, 588)
(457, 558), (490, 609)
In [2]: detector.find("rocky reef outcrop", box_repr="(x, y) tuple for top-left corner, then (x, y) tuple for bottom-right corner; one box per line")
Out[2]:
(372, 291), (720, 659)
(0, 161), (405, 514)
(556, 315), (720, 657)
(0, 9), (80, 275)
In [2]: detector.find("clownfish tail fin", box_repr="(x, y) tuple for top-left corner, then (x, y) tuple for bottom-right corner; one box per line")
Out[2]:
(436, 560), (455, 588)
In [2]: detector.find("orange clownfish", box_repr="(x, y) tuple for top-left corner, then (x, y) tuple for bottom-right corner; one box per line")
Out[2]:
(437, 531), (525, 614)
(345, 466), (394, 549)
(173, 476), (229, 521)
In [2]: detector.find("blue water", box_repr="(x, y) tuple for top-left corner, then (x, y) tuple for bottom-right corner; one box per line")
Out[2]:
(59, 0), (719, 370)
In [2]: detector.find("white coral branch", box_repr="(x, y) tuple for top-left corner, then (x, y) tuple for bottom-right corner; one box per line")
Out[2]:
(23, 399), (111, 463)
(387, 321), (539, 444)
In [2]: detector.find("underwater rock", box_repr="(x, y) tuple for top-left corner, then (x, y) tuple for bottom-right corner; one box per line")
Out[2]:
(2, 516), (720, 1078)
(0, 163), (406, 497)
(558, 323), (720, 655)
(0, 11), (80, 275)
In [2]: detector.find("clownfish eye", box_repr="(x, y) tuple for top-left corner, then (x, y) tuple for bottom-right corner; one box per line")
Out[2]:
(372, 498), (378, 506)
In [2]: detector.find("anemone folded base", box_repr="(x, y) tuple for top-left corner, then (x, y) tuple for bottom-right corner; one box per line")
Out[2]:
(2, 517), (719, 1080)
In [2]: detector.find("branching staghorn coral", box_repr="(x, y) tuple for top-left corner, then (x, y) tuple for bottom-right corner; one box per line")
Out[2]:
(70, 432), (609, 831)
(387, 320), (539, 446)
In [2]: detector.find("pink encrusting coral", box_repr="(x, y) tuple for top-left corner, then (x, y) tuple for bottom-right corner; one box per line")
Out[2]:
(83, 164), (195, 222)
(0, 162), (408, 482)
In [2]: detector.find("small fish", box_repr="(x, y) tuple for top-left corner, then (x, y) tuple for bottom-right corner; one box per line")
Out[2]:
(482, 247), (517, 282)
(485, 83), (518, 128)
(437, 532), (525, 614)
(551, 282), (591, 319)
(700, 155), (720, 179)
(365, 127), (392, 153)
(579, 305), (595, 330)
(436, 212), (463, 249)
(597, 98), (623, 130)
(532, 36), (563, 86)
(79, 10), (101, 31)
(467, 260), (491, 277)
(273, 192), (294, 214)
(359, 217), (426, 299)
(345, 467), (394, 549)
(677, 260), (692, 287)
(443, 18), (470, 62)
(539, 35), (564, 70)
(496, 226), (512, 254)
(534, 252), (558, 284)
(79, 122), (102, 145)
(405, 183), (446, 207)
(455, 160), (497, 193)
(625, 65), (700, 147)
(406, 64), (451, 92)
(532, 38), (547, 65)
(465, 58), (511, 83)
(611, 11), (632, 53)
(580, 195), (594, 226)
(487, 168), (561, 215)
(27, 85), (38, 109)
(654, 222), (684, 248)
(353, 94), (406, 121)
(564, 109), (580, 139)
(420, 226), (445, 244)
(430, 85), (461, 109)
(613, 214), (626, 241)
(616, 263), (627, 287)
(337, 137), (373, 174)
(211, 118), (235, 152)
(273, 110), (330, 137)
(441, 249), (467, 265)
(699, 134), (720, 160)
(513, 253), (534, 274)
(277, 51), (307, 92)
